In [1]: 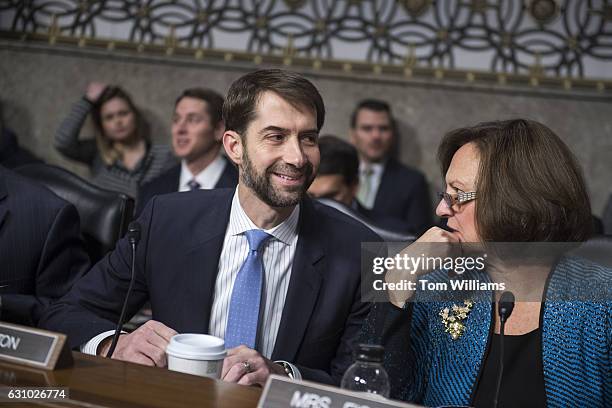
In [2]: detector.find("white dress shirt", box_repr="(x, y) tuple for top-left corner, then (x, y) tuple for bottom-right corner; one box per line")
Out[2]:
(178, 154), (227, 191)
(357, 161), (385, 209)
(82, 188), (302, 377)
(209, 189), (299, 359)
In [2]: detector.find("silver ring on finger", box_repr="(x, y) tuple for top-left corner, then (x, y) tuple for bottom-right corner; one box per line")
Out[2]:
(242, 360), (252, 373)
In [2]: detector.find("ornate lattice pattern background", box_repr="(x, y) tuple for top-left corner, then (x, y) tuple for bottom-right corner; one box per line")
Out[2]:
(1, 0), (612, 78)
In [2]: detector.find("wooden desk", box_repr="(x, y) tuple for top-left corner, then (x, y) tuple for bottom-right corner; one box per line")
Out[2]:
(0, 351), (261, 407)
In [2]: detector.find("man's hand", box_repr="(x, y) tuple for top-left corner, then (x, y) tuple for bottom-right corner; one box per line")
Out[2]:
(221, 345), (287, 386)
(98, 320), (177, 367)
(85, 82), (108, 103)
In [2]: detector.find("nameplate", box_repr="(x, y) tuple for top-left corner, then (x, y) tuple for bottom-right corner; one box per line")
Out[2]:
(259, 375), (422, 408)
(0, 322), (72, 370)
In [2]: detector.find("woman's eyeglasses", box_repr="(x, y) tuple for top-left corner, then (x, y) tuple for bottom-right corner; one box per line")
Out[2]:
(437, 191), (477, 209)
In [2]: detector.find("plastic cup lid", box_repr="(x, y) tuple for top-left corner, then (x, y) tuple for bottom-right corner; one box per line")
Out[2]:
(166, 334), (227, 361)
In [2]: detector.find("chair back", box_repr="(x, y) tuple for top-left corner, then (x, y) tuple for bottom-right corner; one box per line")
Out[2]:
(15, 164), (134, 262)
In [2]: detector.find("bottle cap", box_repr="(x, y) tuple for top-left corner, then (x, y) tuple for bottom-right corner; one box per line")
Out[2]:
(354, 344), (385, 363)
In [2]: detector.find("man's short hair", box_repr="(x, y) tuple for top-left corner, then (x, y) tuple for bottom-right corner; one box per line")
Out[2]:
(223, 69), (325, 136)
(318, 135), (359, 186)
(175, 88), (225, 128)
(350, 99), (393, 128)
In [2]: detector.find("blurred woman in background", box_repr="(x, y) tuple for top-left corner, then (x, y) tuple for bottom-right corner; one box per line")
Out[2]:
(55, 82), (175, 199)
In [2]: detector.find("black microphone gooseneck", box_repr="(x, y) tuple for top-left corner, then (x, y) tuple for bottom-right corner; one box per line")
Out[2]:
(106, 221), (141, 358)
(492, 291), (515, 408)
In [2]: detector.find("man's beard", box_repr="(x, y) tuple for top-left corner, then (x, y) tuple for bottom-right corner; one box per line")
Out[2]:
(241, 149), (314, 208)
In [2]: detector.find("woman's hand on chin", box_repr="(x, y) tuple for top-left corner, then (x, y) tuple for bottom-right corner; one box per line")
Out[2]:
(386, 227), (461, 307)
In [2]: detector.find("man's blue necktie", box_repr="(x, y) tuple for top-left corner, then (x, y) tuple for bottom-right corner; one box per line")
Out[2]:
(225, 229), (272, 349)
(187, 179), (201, 191)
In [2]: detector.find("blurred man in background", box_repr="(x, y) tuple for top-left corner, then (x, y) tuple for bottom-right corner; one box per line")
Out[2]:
(350, 99), (431, 234)
(137, 88), (237, 214)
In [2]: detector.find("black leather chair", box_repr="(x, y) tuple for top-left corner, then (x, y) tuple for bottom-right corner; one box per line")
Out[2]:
(316, 198), (415, 242)
(15, 164), (134, 262)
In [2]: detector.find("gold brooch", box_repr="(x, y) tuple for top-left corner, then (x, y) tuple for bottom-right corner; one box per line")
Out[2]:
(439, 299), (474, 340)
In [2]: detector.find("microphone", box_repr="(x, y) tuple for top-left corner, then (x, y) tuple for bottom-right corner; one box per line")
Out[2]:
(498, 291), (515, 325)
(106, 221), (141, 358)
(127, 222), (141, 246)
(493, 291), (515, 408)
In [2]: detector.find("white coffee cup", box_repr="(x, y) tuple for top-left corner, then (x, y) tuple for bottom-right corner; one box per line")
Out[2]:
(166, 334), (226, 378)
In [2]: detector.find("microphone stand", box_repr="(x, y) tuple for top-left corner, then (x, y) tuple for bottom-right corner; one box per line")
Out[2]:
(492, 291), (515, 408)
(106, 222), (140, 358)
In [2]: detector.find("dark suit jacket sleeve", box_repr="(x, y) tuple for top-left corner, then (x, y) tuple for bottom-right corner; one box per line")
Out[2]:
(2, 203), (89, 326)
(38, 198), (156, 348)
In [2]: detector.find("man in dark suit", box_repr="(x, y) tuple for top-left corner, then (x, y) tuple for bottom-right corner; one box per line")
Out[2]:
(137, 88), (238, 215)
(40, 69), (379, 387)
(0, 166), (89, 326)
(350, 99), (432, 235)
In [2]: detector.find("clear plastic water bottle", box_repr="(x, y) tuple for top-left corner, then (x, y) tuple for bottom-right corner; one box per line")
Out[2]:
(341, 344), (390, 398)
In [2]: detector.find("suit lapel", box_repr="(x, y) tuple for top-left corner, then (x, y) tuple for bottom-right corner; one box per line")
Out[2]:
(372, 159), (395, 211)
(272, 198), (324, 361)
(179, 191), (233, 332)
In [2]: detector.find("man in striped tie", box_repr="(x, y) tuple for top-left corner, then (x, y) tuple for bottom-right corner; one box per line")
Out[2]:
(40, 69), (381, 388)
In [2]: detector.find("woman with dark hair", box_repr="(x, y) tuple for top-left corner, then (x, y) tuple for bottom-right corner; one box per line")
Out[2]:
(54, 82), (175, 198)
(362, 119), (610, 407)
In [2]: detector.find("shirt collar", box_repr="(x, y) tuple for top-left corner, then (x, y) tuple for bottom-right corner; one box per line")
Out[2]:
(179, 153), (226, 191)
(360, 161), (385, 175)
(226, 187), (300, 245)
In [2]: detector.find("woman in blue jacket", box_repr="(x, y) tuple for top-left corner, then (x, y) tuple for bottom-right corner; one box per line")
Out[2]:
(362, 119), (610, 408)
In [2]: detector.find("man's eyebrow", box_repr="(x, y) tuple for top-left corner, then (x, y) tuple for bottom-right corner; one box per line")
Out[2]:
(299, 129), (319, 136)
(258, 126), (319, 136)
(259, 126), (289, 135)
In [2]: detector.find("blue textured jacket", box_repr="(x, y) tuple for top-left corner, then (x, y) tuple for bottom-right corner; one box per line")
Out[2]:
(361, 256), (611, 407)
